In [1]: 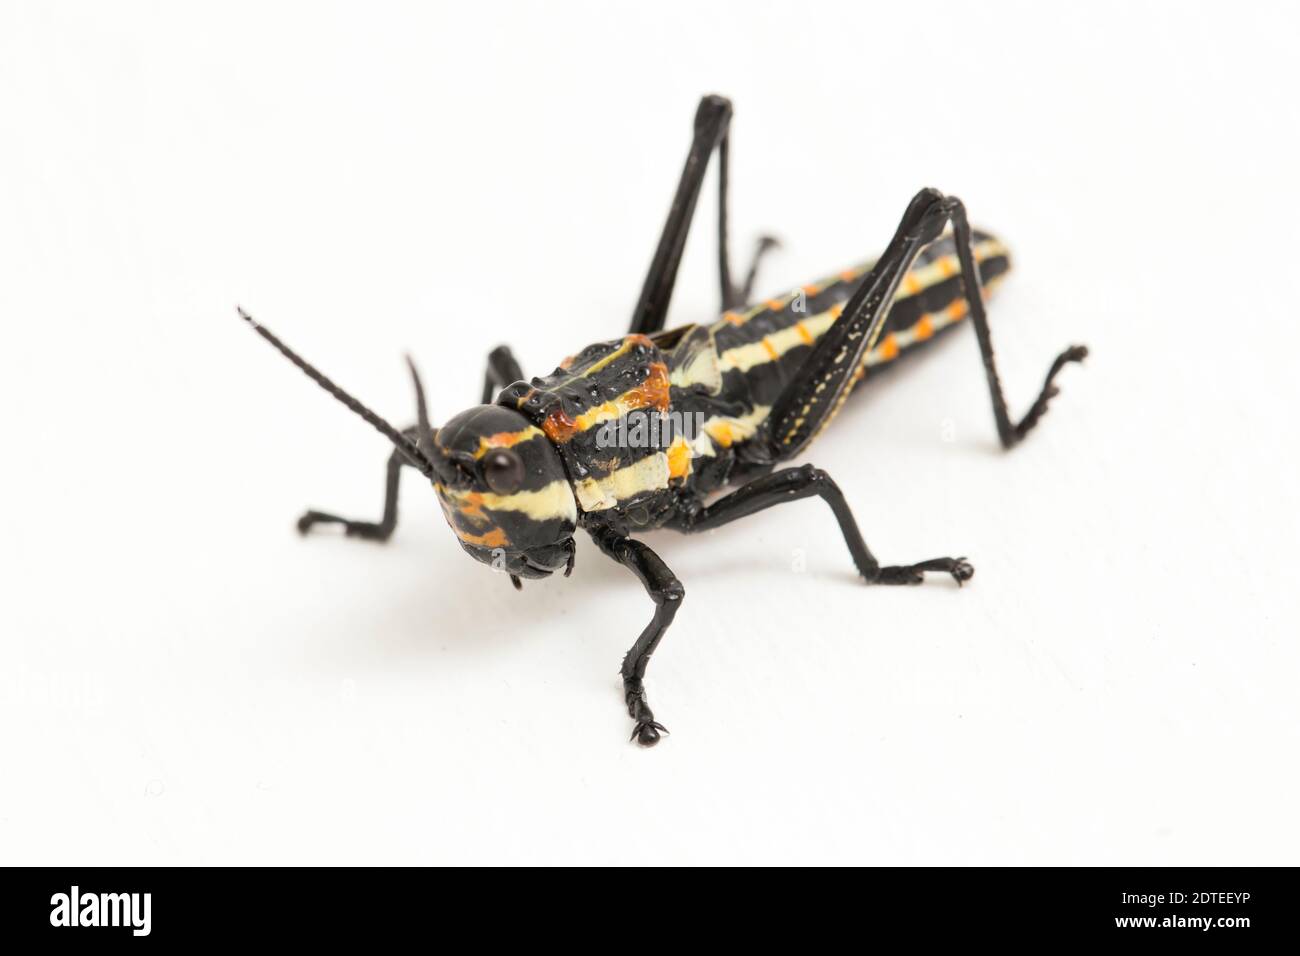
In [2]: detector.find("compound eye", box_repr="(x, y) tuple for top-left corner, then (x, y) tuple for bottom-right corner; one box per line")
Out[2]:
(482, 448), (525, 494)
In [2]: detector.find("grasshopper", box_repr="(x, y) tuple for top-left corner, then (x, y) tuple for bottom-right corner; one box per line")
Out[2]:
(240, 95), (1086, 745)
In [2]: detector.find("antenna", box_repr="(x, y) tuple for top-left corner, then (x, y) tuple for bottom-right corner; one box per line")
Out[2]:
(237, 307), (437, 477)
(405, 354), (437, 461)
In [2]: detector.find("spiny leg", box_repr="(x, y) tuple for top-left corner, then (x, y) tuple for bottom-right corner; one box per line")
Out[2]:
(681, 463), (972, 585)
(297, 427), (418, 542)
(589, 524), (683, 746)
(629, 94), (779, 335)
(768, 187), (1086, 457)
(946, 200), (1087, 447)
(479, 344), (525, 405)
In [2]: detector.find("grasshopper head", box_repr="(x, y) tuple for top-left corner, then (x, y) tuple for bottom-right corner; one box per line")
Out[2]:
(431, 404), (577, 583)
(238, 309), (576, 587)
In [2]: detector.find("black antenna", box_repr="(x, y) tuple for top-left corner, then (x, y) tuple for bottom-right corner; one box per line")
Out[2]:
(237, 307), (436, 477)
(405, 354), (436, 461)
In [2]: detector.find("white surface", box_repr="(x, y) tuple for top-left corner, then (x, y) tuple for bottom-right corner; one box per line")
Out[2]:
(1, 1), (1297, 866)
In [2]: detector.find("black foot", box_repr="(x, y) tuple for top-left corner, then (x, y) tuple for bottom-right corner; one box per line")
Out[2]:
(630, 719), (669, 746)
(297, 510), (390, 542)
(1012, 344), (1089, 444)
(625, 680), (669, 747)
(872, 557), (973, 586)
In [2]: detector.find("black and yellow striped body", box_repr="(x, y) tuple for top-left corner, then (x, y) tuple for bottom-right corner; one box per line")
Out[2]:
(494, 232), (1011, 538)
(709, 231), (1008, 425)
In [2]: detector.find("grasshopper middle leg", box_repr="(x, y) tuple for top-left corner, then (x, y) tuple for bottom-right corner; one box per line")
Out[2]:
(677, 464), (972, 585)
(480, 344), (525, 404)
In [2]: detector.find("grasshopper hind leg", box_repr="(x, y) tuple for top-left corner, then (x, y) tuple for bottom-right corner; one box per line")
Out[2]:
(630, 95), (782, 335)
(725, 187), (1089, 589)
(768, 187), (1086, 457)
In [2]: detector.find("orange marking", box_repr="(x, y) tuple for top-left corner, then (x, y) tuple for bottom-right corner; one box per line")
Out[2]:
(839, 268), (858, 282)
(877, 334), (900, 362)
(830, 304), (844, 319)
(558, 355), (575, 370)
(667, 440), (691, 479)
(762, 338), (779, 360)
(707, 423), (736, 447)
(457, 526), (509, 549)
(903, 274), (922, 295)
(946, 299), (967, 321)
(765, 298), (786, 311)
(541, 361), (671, 444)
(914, 315), (935, 340)
(938, 257), (957, 278)
(630, 361), (671, 411)
(542, 405), (580, 444)
(723, 311), (744, 325)
(794, 321), (814, 345)
(457, 491), (489, 524)
(851, 366), (866, 383)
(802, 283), (822, 296)
(474, 428), (539, 458)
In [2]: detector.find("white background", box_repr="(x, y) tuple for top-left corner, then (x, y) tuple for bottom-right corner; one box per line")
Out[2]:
(2, 1), (1297, 866)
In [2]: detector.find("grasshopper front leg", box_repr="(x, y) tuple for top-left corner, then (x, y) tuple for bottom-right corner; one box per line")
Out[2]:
(298, 339), (525, 539)
(589, 524), (683, 746)
(297, 427), (420, 541)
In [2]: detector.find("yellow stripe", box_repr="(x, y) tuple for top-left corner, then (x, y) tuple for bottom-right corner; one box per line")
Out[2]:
(573, 454), (670, 512)
(541, 362), (670, 443)
(437, 480), (578, 523)
(712, 237), (1008, 333)
(718, 270), (1006, 376)
(699, 405), (770, 449)
(471, 426), (545, 459)
(582, 336), (638, 376)
(861, 274), (1005, 368)
(516, 333), (656, 408)
(718, 310), (838, 374)
(571, 404), (774, 510)
(669, 342), (722, 393)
